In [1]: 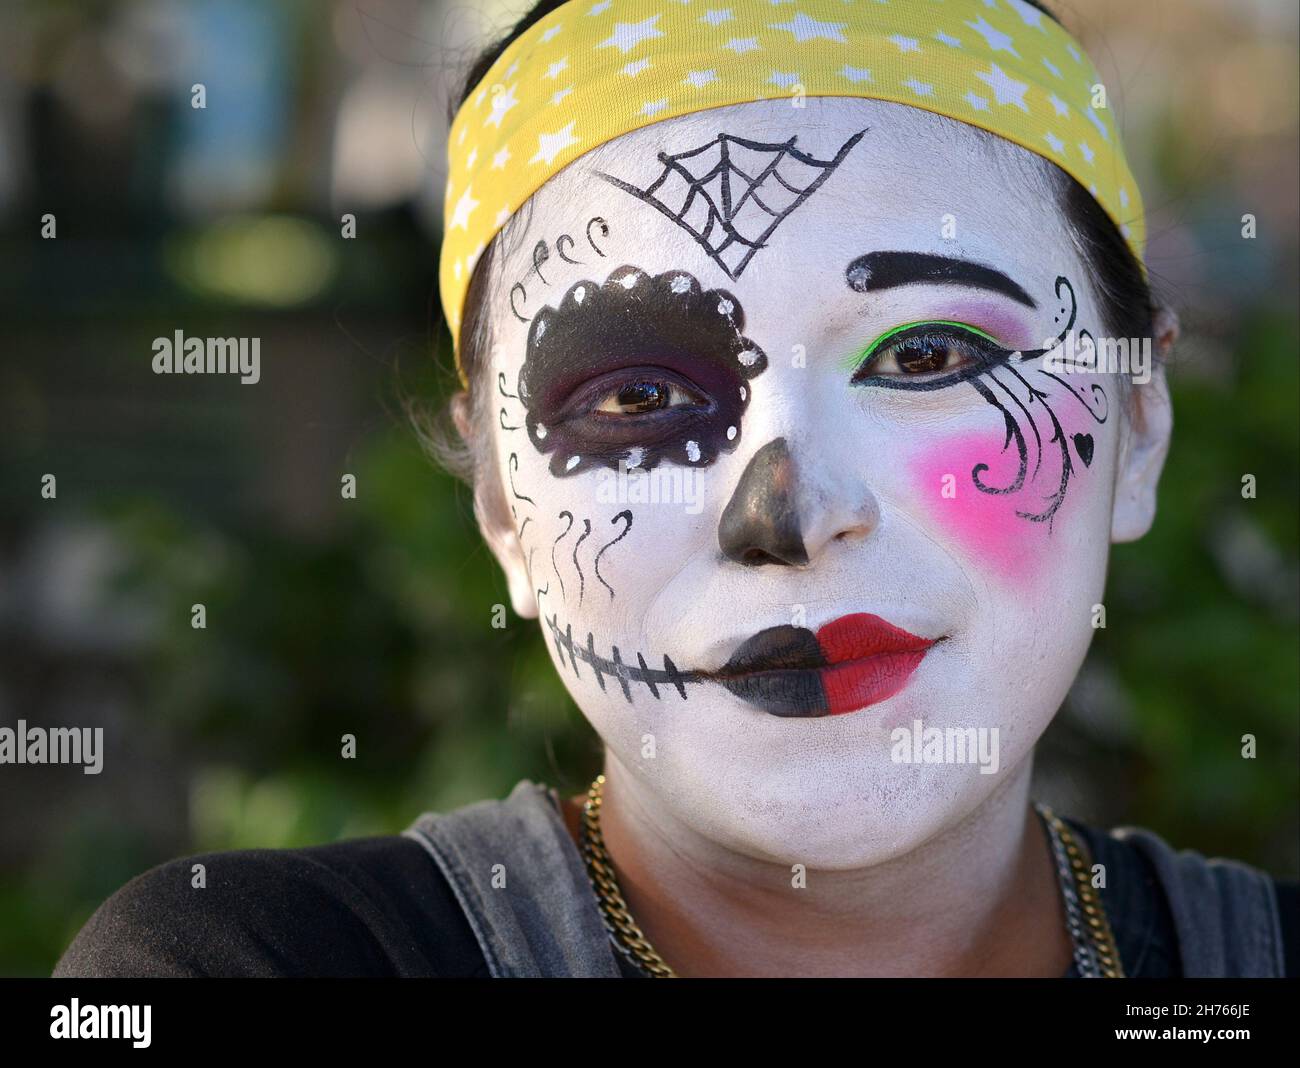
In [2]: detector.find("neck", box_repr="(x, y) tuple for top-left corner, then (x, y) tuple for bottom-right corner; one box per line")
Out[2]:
(564, 749), (1074, 977)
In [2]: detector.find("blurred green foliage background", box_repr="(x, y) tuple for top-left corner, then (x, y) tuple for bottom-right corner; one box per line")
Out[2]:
(1, 0), (1296, 975)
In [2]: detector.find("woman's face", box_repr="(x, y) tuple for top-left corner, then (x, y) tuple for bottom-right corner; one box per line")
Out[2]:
(473, 98), (1166, 866)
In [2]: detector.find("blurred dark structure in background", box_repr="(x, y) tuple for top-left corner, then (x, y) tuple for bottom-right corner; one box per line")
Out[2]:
(1, 0), (1297, 975)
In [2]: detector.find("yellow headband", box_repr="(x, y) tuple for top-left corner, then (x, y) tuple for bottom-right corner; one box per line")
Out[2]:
(442, 0), (1145, 386)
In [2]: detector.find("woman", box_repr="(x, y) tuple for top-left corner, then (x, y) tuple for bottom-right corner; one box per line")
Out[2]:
(56, 0), (1296, 978)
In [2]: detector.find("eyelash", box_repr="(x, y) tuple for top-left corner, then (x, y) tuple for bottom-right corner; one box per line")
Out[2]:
(570, 368), (710, 421)
(850, 321), (1014, 390)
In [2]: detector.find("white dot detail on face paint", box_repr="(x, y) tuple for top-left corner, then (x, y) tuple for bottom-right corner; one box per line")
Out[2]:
(536, 424), (547, 440)
(536, 318), (547, 339)
(670, 275), (691, 294)
(565, 455), (580, 471)
(738, 348), (758, 366)
(717, 297), (734, 316)
(739, 385), (747, 400)
(685, 440), (701, 462)
(625, 446), (644, 468)
(574, 285), (586, 303)
(726, 425), (737, 441)
(620, 273), (638, 289)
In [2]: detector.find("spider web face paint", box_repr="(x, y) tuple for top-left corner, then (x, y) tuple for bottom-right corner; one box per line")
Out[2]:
(597, 129), (867, 280)
(516, 264), (769, 477)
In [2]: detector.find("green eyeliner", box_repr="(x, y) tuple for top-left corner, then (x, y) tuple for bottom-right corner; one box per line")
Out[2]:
(840, 319), (1002, 375)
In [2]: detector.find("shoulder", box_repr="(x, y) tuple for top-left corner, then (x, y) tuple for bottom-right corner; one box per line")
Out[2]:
(1064, 814), (1296, 978)
(53, 833), (487, 978)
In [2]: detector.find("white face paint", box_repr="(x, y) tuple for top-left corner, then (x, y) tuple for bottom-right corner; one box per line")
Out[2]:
(474, 98), (1169, 869)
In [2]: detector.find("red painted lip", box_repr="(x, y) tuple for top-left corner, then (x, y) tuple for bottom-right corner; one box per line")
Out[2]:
(712, 612), (939, 718)
(815, 613), (937, 715)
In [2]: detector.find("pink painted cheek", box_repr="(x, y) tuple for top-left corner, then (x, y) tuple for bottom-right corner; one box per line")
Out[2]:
(910, 431), (1052, 586)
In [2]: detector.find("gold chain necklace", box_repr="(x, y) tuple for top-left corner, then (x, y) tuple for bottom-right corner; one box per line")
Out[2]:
(579, 774), (1125, 978)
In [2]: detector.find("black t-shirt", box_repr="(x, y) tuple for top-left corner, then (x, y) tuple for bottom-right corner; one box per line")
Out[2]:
(52, 816), (1299, 978)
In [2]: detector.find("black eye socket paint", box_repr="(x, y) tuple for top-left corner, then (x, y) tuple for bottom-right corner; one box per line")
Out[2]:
(516, 265), (769, 476)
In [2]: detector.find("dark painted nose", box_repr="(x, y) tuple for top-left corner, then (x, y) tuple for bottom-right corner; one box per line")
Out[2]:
(718, 437), (809, 566)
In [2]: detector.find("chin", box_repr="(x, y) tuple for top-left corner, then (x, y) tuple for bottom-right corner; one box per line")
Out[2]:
(659, 730), (1031, 869)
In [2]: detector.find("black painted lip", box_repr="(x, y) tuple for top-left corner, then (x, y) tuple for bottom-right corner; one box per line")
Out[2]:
(714, 624), (825, 677)
(704, 624), (829, 717)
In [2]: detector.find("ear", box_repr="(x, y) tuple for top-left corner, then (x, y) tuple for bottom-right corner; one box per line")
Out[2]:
(1110, 304), (1177, 543)
(452, 392), (539, 619)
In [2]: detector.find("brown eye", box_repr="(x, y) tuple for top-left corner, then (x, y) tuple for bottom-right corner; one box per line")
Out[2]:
(594, 378), (700, 415)
(888, 336), (964, 374)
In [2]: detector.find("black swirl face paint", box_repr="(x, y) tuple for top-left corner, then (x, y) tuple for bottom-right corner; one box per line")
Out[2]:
(516, 264), (769, 477)
(846, 265), (1108, 530)
(509, 215), (611, 323)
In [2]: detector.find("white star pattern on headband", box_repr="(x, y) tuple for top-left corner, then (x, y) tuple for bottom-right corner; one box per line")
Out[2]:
(935, 30), (962, 48)
(1010, 0), (1046, 29)
(889, 34), (920, 54)
(702, 9), (734, 26)
(449, 185), (478, 230)
(965, 91), (990, 111)
(491, 146), (511, 170)
(597, 15), (665, 53)
(529, 122), (579, 165)
(685, 69), (718, 88)
(623, 59), (651, 76)
(769, 71), (801, 88)
(589, 1), (611, 14)
(1078, 139), (1095, 164)
(724, 37), (760, 53)
(1044, 131), (1065, 155)
(539, 25), (563, 44)
(903, 78), (934, 97)
(841, 65), (872, 82)
(770, 13), (847, 42)
(642, 99), (668, 115)
(484, 84), (519, 129)
(543, 57), (569, 79)
(966, 16), (1018, 56)
(1048, 93), (1069, 117)
(975, 63), (1029, 111)
(1085, 103), (1110, 141)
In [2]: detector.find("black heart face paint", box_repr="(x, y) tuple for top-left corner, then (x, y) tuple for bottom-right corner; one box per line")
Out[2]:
(516, 264), (769, 477)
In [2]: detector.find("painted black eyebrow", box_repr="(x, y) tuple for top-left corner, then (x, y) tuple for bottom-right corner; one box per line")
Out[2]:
(845, 251), (1037, 309)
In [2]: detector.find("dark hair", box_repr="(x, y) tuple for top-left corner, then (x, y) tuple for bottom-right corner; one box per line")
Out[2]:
(428, 0), (1160, 489)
